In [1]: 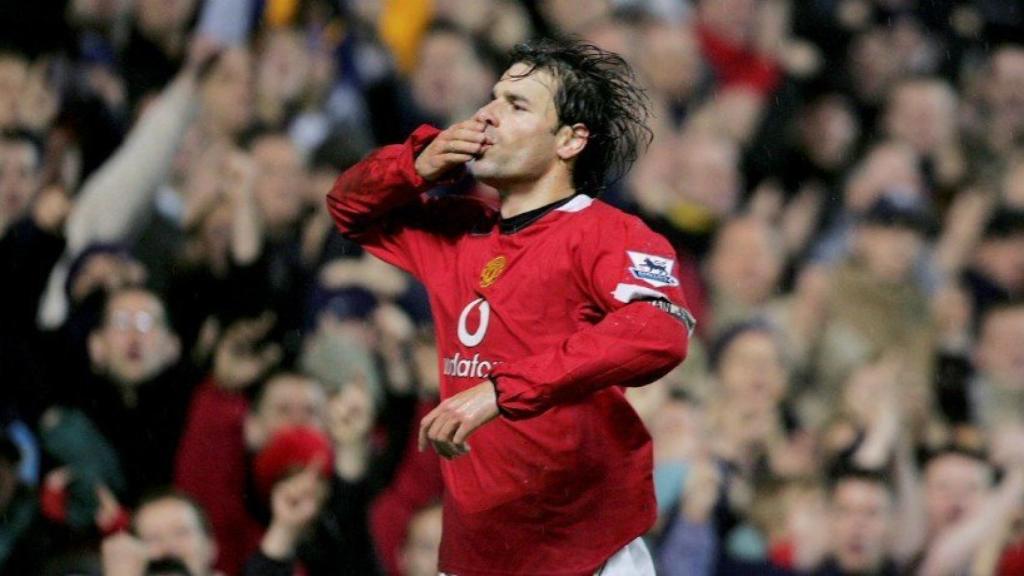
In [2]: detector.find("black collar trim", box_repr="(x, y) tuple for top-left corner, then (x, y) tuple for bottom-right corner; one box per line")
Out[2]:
(499, 196), (576, 234)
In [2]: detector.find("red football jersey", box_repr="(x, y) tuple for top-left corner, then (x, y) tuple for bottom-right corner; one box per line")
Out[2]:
(327, 125), (693, 576)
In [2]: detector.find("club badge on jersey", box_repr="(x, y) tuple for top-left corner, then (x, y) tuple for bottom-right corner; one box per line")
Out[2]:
(480, 256), (507, 288)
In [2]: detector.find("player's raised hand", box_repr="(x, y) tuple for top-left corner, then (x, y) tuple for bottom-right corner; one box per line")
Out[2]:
(414, 119), (493, 182)
(419, 379), (500, 459)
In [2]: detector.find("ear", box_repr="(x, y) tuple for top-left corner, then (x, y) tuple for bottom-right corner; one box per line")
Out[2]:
(88, 331), (108, 368)
(556, 123), (589, 162)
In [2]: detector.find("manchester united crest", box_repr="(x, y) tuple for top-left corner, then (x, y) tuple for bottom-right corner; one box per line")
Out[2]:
(480, 256), (507, 288)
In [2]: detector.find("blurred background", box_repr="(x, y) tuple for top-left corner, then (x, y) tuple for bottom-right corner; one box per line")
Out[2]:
(0, 0), (1023, 575)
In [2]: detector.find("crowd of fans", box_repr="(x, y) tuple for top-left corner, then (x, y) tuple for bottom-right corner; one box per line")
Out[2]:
(1, 0), (1023, 575)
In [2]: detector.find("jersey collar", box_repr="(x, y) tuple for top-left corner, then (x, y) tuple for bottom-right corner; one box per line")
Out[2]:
(498, 194), (592, 234)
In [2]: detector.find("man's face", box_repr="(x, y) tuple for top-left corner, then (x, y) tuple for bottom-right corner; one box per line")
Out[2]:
(433, 0), (494, 35)
(698, 0), (757, 45)
(802, 97), (858, 170)
(136, 0), (197, 38)
(829, 480), (892, 573)
(855, 224), (923, 284)
(0, 55), (28, 129)
(0, 139), (39, 223)
(540, 0), (611, 35)
(989, 48), (1024, 124)
(849, 29), (900, 99)
(709, 217), (784, 305)
(924, 454), (992, 533)
(134, 498), (215, 576)
(675, 133), (740, 218)
(91, 290), (179, 386)
(885, 81), (956, 155)
(718, 331), (787, 411)
(412, 31), (494, 123)
(251, 135), (306, 230)
(201, 48), (253, 137)
(468, 63), (564, 188)
(70, 0), (132, 26)
(1002, 160), (1024, 208)
(976, 307), (1024, 389)
(641, 24), (701, 101)
(975, 234), (1024, 293)
(326, 380), (375, 444)
(257, 29), (311, 106)
(252, 375), (326, 447)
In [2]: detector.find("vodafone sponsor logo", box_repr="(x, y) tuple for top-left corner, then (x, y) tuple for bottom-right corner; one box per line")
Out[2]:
(444, 298), (498, 378)
(442, 352), (499, 378)
(457, 298), (490, 347)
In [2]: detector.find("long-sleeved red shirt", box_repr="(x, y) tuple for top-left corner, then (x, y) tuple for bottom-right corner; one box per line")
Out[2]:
(327, 125), (692, 576)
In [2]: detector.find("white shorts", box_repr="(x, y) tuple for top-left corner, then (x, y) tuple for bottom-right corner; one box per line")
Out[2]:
(595, 537), (656, 576)
(440, 537), (656, 576)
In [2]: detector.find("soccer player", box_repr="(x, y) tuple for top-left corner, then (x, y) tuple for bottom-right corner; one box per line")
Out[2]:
(326, 38), (694, 576)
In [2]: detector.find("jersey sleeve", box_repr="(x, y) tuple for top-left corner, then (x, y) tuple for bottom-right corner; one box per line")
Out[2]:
(325, 125), (462, 281)
(489, 216), (695, 420)
(580, 215), (697, 325)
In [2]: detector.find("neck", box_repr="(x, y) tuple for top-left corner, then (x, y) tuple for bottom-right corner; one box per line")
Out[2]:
(334, 441), (369, 482)
(497, 169), (576, 219)
(115, 380), (140, 408)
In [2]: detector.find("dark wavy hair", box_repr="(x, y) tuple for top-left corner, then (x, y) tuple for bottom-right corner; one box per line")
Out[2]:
(506, 38), (652, 196)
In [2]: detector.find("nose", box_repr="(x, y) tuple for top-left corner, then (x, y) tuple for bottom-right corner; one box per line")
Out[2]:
(474, 101), (500, 128)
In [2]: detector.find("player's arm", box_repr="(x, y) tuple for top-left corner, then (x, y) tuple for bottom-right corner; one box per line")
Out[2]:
(491, 295), (691, 420)
(418, 220), (693, 458)
(418, 296), (690, 458)
(325, 120), (491, 276)
(491, 219), (694, 419)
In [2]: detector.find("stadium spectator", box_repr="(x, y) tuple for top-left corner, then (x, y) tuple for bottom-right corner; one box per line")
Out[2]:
(77, 287), (193, 505)
(100, 491), (219, 576)
(399, 503), (443, 576)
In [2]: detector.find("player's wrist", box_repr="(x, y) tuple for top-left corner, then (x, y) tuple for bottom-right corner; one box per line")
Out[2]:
(488, 377), (505, 417)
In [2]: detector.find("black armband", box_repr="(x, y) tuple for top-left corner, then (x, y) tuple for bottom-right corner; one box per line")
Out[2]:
(643, 297), (696, 336)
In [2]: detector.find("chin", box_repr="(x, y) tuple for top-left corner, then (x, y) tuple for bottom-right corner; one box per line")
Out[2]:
(468, 160), (502, 184)
(468, 157), (491, 174)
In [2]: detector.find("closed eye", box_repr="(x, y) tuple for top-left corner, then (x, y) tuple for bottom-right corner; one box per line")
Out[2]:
(493, 89), (529, 112)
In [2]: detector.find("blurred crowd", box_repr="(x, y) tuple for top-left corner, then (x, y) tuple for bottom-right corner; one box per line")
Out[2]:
(1, 0), (1023, 575)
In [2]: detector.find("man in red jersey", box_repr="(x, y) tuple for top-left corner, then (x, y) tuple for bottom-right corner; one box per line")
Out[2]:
(327, 38), (694, 576)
